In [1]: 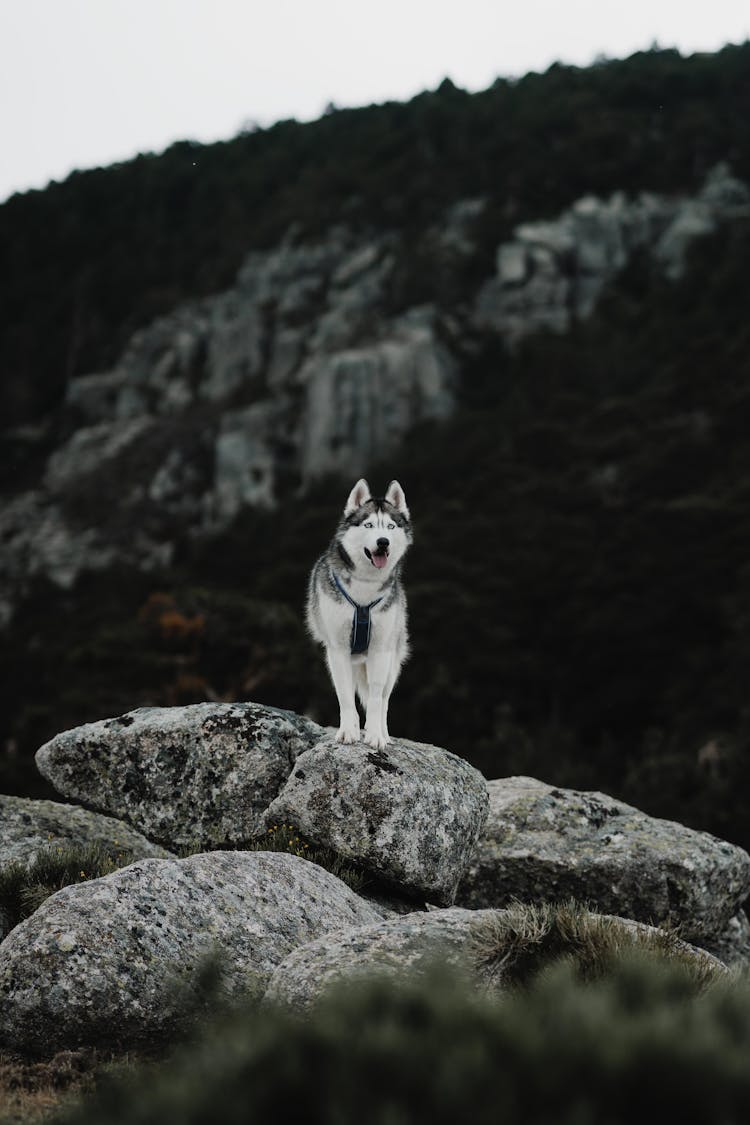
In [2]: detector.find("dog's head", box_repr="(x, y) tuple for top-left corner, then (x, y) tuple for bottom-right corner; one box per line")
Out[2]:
(338, 478), (412, 575)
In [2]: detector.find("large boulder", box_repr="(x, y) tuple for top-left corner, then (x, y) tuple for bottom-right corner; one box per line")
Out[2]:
(456, 777), (750, 946)
(0, 851), (381, 1055)
(35, 703), (323, 851)
(265, 904), (724, 1011)
(0, 794), (171, 869)
(263, 735), (489, 906)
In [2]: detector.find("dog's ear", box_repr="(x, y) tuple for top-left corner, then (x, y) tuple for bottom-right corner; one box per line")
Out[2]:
(385, 480), (409, 519)
(344, 478), (371, 515)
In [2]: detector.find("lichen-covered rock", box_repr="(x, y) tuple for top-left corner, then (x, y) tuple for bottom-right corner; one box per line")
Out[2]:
(263, 735), (489, 906)
(264, 905), (724, 1011)
(264, 908), (482, 1009)
(36, 703), (323, 851)
(0, 794), (171, 870)
(0, 851), (381, 1055)
(455, 776), (750, 946)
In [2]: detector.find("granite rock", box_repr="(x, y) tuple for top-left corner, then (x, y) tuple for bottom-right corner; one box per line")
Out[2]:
(36, 703), (323, 851)
(456, 776), (750, 946)
(265, 905), (724, 1011)
(263, 734), (489, 905)
(264, 908), (481, 1009)
(0, 794), (172, 940)
(0, 794), (171, 870)
(0, 851), (381, 1054)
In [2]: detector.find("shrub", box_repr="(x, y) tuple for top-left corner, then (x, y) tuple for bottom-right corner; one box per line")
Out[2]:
(0, 1048), (105, 1125)
(57, 956), (750, 1125)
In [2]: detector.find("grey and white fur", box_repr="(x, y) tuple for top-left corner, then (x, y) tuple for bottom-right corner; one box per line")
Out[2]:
(306, 478), (412, 750)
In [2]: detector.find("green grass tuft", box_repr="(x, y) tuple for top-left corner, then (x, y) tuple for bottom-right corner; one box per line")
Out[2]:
(0, 843), (136, 933)
(178, 823), (368, 896)
(470, 898), (724, 991)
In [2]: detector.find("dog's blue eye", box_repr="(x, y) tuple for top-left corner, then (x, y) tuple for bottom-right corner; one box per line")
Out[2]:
(364, 521), (373, 528)
(387, 523), (395, 530)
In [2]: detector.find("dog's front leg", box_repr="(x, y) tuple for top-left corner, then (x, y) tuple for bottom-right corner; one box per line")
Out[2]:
(326, 647), (360, 744)
(364, 650), (392, 750)
(382, 656), (401, 742)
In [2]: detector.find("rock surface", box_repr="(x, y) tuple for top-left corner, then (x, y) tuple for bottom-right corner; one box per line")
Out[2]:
(0, 794), (171, 869)
(263, 735), (489, 905)
(36, 703), (323, 850)
(297, 308), (455, 483)
(264, 908), (482, 1009)
(0, 851), (381, 1054)
(456, 776), (750, 946)
(703, 910), (750, 968)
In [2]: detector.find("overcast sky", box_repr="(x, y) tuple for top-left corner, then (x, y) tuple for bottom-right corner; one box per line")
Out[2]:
(1, 0), (749, 204)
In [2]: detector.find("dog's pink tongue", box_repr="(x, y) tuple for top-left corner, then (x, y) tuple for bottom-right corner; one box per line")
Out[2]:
(372, 553), (388, 569)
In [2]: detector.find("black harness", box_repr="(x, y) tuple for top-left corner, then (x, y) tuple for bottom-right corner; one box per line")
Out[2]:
(331, 570), (383, 654)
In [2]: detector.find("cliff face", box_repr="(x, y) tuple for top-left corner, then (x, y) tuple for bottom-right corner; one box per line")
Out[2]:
(475, 163), (750, 340)
(62, 228), (457, 504)
(0, 164), (747, 626)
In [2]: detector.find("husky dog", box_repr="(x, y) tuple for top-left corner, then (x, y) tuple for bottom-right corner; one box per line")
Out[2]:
(307, 478), (412, 750)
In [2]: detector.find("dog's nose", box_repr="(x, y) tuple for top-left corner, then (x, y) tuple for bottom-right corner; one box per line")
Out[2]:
(377, 537), (390, 549)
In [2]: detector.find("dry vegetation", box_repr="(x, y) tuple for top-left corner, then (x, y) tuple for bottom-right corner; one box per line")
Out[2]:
(470, 899), (724, 991)
(0, 1050), (102, 1124)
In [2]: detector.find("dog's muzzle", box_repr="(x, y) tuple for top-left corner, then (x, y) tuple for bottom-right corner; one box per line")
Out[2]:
(365, 544), (389, 569)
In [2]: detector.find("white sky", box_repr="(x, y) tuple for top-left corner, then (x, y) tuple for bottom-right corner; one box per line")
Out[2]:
(1, 0), (749, 204)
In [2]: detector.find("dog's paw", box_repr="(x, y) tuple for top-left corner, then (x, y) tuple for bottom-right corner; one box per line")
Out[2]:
(335, 723), (360, 744)
(364, 729), (389, 750)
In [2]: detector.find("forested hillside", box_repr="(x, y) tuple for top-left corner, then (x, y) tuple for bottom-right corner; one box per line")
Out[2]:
(3, 44), (749, 427)
(2, 44), (750, 852)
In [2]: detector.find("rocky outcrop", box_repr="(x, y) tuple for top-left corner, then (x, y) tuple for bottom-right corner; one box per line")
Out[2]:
(474, 163), (750, 343)
(0, 852), (381, 1055)
(0, 227), (455, 623)
(263, 735), (489, 905)
(0, 794), (172, 941)
(0, 794), (171, 869)
(2, 698), (746, 1056)
(456, 776), (750, 948)
(36, 703), (322, 851)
